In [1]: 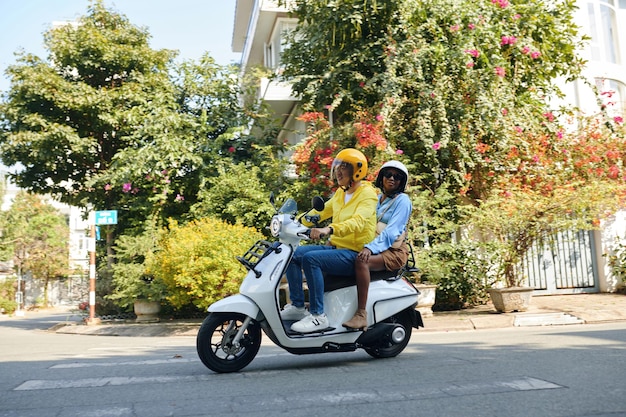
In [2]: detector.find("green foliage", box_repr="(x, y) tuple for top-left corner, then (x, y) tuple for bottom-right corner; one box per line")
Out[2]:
(151, 218), (264, 311)
(0, 1), (283, 240)
(0, 192), (69, 306)
(414, 241), (494, 310)
(0, 278), (17, 314)
(107, 223), (167, 309)
(190, 151), (289, 233)
(280, 0), (588, 202)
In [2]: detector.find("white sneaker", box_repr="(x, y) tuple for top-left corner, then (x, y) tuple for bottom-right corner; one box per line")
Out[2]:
(280, 304), (308, 321)
(291, 313), (329, 333)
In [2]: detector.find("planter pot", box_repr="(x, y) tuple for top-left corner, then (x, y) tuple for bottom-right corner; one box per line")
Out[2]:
(415, 284), (437, 318)
(487, 287), (533, 313)
(133, 300), (161, 323)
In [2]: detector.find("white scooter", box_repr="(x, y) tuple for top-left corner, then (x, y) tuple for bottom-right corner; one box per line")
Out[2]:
(196, 194), (423, 373)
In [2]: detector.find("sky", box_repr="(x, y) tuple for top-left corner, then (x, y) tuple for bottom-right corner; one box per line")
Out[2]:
(0, 0), (241, 93)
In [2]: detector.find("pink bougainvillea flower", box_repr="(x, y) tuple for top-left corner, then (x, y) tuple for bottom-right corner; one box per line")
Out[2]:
(556, 130), (564, 139)
(464, 49), (480, 58)
(359, 81), (365, 88)
(395, 149), (404, 155)
(450, 24), (460, 32)
(614, 116), (623, 124)
(468, 23), (475, 30)
(492, 0), (509, 8)
(500, 36), (517, 46)
(513, 13), (521, 19)
(501, 108), (508, 116)
(532, 155), (540, 163)
(608, 165), (620, 179)
(466, 62), (475, 68)
(175, 194), (185, 202)
(543, 112), (555, 122)
(228, 146), (235, 153)
(495, 66), (506, 77)
(530, 51), (541, 59)
(432, 142), (441, 151)
(122, 183), (132, 193)
(522, 46), (531, 54)
(375, 114), (383, 121)
(104, 184), (112, 191)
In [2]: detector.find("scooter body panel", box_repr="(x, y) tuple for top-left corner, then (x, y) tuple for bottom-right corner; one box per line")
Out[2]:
(208, 294), (261, 319)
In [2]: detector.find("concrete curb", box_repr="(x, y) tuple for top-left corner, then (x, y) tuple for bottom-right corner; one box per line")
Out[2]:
(41, 293), (626, 337)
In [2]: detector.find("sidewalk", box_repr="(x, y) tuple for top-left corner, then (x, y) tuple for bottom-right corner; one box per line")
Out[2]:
(47, 293), (626, 337)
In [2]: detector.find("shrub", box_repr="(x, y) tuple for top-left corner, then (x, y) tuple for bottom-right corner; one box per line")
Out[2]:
(151, 217), (264, 311)
(414, 241), (495, 310)
(107, 225), (168, 310)
(0, 278), (17, 314)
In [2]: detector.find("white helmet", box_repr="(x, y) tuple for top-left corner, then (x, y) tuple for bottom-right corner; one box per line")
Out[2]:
(375, 160), (409, 195)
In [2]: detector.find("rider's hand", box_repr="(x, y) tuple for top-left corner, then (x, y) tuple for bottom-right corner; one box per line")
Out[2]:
(357, 247), (372, 262)
(310, 227), (332, 240)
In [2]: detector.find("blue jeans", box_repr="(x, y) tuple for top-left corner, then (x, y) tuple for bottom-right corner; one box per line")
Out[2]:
(286, 245), (358, 315)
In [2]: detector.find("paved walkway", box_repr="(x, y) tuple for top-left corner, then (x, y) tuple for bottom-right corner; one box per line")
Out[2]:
(35, 293), (626, 337)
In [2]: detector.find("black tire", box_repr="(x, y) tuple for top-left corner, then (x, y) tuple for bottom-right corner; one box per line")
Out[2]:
(196, 313), (262, 373)
(364, 309), (413, 359)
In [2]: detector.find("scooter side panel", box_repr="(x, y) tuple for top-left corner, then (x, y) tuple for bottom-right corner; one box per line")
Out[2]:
(369, 279), (419, 323)
(208, 294), (261, 319)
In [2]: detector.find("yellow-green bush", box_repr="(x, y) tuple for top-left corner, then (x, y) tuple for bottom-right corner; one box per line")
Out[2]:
(150, 217), (264, 311)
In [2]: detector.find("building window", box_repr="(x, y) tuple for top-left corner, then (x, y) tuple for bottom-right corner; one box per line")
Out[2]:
(587, 0), (620, 64)
(264, 19), (297, 71)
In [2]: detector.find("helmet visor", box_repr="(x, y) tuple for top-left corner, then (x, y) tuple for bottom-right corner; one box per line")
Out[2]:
(330, 158), (353, 182)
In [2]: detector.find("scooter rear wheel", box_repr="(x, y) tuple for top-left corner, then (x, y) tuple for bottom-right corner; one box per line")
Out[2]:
(196, 312), (262, 373)
(364, 309), (413, 359)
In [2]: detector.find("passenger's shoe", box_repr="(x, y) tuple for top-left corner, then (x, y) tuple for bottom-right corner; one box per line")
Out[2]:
(291, 313), (329, 333)
(342, 309), (368, 331)
(280, 304), (308, 321)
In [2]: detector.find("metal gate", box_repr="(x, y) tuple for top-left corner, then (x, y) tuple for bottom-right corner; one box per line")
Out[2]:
(520, 230), (599, 294)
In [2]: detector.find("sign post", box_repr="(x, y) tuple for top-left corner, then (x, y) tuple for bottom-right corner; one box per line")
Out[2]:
(86, 210), (118, 325)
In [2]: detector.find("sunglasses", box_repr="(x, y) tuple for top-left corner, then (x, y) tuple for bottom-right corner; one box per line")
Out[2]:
(383, 171), (402, 180)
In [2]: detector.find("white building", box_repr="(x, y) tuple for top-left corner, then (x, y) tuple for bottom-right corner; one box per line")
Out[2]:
(232, 0), (626, 294)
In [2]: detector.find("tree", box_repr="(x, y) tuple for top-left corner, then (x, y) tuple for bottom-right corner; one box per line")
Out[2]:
(0, 192), (69, 307)
(0, 1), (281, 236)
(280, 0), (588, 202)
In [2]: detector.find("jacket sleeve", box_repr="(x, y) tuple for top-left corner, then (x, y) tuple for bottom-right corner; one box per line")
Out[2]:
(365, 193), (412, 254)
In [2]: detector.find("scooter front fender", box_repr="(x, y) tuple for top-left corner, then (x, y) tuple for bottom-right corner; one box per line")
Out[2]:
(208, 294), (261, 319)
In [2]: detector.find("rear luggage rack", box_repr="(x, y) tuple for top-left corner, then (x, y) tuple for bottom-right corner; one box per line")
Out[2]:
(237, 240), (280, 278)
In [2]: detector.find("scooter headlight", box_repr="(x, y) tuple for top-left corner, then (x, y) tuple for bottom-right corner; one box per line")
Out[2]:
(270, 216), (282, 237)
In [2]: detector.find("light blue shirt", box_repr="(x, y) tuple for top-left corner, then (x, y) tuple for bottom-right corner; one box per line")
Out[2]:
(364, 193), (412, 254)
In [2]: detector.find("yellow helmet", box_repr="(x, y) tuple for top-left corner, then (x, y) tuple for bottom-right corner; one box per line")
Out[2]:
(330, 148), (368, 182)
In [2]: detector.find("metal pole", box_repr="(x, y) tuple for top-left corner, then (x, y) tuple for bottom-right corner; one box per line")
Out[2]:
(87, 215), (100, 325)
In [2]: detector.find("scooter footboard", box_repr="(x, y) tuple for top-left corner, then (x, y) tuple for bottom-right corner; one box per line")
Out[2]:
(208, 294), (261, 319)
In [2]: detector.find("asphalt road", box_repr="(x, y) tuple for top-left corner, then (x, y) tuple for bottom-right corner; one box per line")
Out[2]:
(1, 309), (625, 417)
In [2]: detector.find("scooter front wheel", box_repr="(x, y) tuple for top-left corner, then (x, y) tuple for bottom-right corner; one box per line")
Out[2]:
(196, 312), (262, 373)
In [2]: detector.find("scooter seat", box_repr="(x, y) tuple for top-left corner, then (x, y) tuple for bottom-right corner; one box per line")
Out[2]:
(324, 269), (401, 292)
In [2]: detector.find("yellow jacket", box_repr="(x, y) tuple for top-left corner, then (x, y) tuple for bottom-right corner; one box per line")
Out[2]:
(307, 182), (377, 252)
